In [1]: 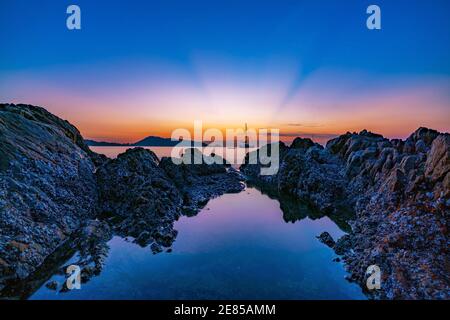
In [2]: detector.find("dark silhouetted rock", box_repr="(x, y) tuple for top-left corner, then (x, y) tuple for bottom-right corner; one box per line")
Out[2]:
(96, 147), (183, 248)
(333, 235), (352, 255)
(425, 134), (450, 186)
(241, 127), (450, 299)
(45, 281), (58, 290)
(290, 137), (321, 150)
(317, 232), (335, 247)
(0, 103), (100, 289)
(0, 104), (248, 297)
(159, 148), (245, 214)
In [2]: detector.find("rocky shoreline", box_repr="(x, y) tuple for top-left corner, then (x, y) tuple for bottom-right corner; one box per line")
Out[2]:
(1, 103), (448, 299)
(0, 103), (244, 296)
(241, 128), (449, 299)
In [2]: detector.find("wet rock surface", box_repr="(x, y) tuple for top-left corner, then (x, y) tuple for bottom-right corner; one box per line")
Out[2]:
(242, 141), (348, 214)
(317, 232), (335, 248)
(242, 128), (449, 299)
(0, 219), (112, 299)
(0, 104), (245, 297)
(0, 103), (100, 291)
(96, 147), (183, 249)
(159, 148), (245, 214)
(1, 103), (447, 299)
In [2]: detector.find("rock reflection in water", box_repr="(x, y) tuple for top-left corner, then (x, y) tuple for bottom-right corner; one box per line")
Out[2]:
(3, 186), (366, 300)
(248, 182), (353, 233)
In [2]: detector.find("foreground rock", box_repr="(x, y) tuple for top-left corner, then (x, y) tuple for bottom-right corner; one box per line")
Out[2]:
(242, 139), (349, 214)
(0, 103), (101, 290)
(96, 147), (183, 250)
(242, 128), (449, 299)
(0, 219), (112, 299)
(317, 232), (336, 247)
(0, 104), (245, 295)
(96, 147), (244, 250)
(159, 148), (245, 214)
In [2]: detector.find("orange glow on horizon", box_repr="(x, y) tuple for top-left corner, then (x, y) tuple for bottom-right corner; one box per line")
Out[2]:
(2, 66), (449, 144)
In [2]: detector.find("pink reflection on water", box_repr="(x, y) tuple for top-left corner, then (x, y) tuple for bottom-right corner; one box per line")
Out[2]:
(172, 188), (346, 254)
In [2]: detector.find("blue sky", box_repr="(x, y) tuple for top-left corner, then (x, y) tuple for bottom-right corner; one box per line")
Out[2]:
(1, 0), (449, 74)
(0, 0), (449, 141)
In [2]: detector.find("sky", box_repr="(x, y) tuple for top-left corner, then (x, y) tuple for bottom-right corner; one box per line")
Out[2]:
(0, 0), (449, 143)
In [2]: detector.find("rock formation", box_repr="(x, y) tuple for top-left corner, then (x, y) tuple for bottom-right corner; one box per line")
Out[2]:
(1, 102), (447, 299)
(96, 147), (183, 250)
(159, 148), (245, 214)
(242, 128), (449, 299)
(0, 103), (244, 295)
(0, 104), (100, 291)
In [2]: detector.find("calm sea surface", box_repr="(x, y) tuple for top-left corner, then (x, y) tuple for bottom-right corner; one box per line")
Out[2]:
(89, 146), (257, 168)
(29, 147), (366, 299)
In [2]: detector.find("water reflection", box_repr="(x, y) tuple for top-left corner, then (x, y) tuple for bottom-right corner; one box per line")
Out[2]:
(1, 186), (365, 300)
(248, 182), (353, 232)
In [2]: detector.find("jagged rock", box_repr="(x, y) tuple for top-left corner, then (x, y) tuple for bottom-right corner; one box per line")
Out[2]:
(96, 147), (183, 248)
(0, 104), (250, 297)
(425, 134), (450, 183)
(326, 130), (387, 161)
(242, 127), (450, 299)
(77, 219), (112, 241)
(444, 173), (450, 198)
(240, 142), (288, 186)
(290, 137), (321, 150)
(45, 281), (58, 290)
(2, 101), (448, 300)
(415, 140), (428, 153)
(150, 242), (163, 254)
(333, 235), (352, 255)
(0, 104), (100, 288)
(384, 169), (406, 192)
(317, 232), (335, 247)
(159, 148), (245, 214)
(279, 147), (348, 213)
(331, 130), (449, 299)
(96, 147), (245, 247)
(243, 142), (348, 214)
(399, 155), (418, 174)
(407, 127), (439, 147)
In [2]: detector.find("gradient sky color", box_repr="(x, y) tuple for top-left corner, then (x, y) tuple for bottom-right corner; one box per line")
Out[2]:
(0, 0), (449, 143)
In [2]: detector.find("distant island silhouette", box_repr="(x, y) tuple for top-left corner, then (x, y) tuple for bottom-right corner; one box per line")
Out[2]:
(86, 136), (207, 147)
